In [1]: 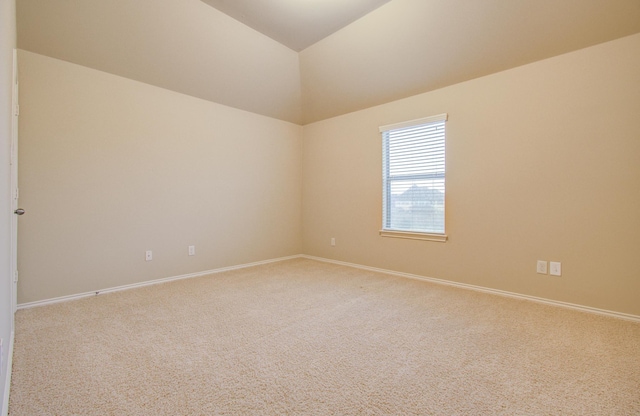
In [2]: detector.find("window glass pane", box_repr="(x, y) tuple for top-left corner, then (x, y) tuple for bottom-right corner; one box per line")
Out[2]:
(382, 118), (446, 234)
(387, 179), (445, 233)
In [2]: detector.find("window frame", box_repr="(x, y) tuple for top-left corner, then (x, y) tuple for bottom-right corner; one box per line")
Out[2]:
(379, 113), (448, 242)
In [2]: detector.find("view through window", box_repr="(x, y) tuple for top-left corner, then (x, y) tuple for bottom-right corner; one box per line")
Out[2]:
(381, 114), (447, 235)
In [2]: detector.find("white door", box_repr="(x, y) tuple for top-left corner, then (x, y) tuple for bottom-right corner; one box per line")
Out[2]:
(10, 49), (20, 316)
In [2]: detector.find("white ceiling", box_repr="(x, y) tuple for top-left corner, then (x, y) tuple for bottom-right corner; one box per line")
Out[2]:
(200, 0), (392, 51)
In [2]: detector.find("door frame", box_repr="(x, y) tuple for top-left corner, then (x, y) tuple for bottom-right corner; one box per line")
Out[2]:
(10, 48), (19, 317)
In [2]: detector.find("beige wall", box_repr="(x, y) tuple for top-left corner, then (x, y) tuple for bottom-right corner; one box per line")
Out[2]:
(17, 50), (302, 304)
(17, 34), (640, 317)
(302, 34), (640, 316)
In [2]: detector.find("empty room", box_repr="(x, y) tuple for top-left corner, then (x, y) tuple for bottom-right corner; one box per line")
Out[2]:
(1, 0), (640, 414)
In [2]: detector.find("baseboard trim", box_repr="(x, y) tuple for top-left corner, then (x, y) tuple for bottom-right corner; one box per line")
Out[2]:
(16, 253), (640, 323)
(17, 255), (303, 310)
(301, 255), (640, 323)
(2, 330), (14, 416)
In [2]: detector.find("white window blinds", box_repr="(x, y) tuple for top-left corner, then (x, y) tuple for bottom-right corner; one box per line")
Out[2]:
(380, 114), (447, 234)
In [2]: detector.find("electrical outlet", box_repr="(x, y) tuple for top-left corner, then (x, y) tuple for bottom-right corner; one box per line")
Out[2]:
(331, 238), (336, 247)
(550, 262), (562, 276)
(145, 250), (153, 261)
(188, 245), (195, 256)
(536, 260), (548, 274)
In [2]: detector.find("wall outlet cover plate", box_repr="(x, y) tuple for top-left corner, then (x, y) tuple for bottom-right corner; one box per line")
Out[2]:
(537, 260), (548, 274)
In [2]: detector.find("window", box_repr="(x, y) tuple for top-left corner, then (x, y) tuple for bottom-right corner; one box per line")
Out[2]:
(380, 114), (447, 242)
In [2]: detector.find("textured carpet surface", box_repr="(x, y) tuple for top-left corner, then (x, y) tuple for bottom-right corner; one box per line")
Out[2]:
(9, 258), (640, 415)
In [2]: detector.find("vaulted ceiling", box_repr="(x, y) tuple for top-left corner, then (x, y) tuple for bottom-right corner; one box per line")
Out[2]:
(16, 0), (640, 125)
(200, 0), (392, 52)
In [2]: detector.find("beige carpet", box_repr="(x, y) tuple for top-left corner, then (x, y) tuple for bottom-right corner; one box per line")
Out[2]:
(9, 258), (640, 415)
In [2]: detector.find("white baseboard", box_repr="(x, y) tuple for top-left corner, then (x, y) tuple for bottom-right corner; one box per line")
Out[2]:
(16, 253), (640, 323)
(2, 330), (14, 416)
(301, 255), (640, 323)
(17, 255), (303, 310)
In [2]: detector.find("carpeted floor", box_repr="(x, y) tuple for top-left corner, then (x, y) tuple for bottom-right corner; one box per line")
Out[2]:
(9, 258), (640, 415)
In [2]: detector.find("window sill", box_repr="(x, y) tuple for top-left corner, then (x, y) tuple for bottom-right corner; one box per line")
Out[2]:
(379, 230), (448, 242)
